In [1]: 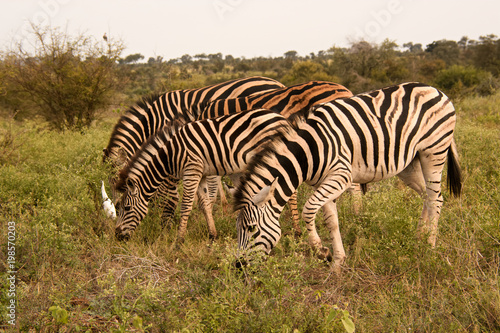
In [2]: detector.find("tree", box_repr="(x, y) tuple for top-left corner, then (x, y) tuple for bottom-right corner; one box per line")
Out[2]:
(1, 24), (125, 130)
(120, 53), (145, 64)
(403, 42), (423, 53)
(348, 41), (379, 77)
(180, 54), (192, 65)
(284, 50), (298, 59)
(472, 34), (500, 75)
(425, 39), (460, 66)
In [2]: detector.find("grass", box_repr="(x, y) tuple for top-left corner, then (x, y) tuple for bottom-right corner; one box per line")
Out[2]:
(0, 92), (499, 332)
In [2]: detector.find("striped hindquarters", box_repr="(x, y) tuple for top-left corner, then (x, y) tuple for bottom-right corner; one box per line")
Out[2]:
(307, 82), (457, 184)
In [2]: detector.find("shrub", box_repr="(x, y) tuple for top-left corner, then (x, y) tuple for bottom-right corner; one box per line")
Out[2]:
(434, 65), (497, 97)
(0, 24), (125, 130)
(281, 61), (340, 86)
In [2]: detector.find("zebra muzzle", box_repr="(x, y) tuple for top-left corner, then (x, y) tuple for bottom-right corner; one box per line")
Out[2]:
(115, 227), (130, 241)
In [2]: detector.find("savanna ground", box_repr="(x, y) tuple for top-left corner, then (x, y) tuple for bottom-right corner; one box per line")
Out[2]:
(0, 91), (499, 332)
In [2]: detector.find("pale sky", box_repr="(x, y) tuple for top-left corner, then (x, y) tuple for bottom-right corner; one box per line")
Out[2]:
(1, 0), (499, 60)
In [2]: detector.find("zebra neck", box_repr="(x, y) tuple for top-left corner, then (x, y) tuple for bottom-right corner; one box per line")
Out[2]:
(131, 144), (179, 201)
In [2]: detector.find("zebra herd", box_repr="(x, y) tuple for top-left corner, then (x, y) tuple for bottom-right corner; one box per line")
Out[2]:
(103, 76), (462, 271)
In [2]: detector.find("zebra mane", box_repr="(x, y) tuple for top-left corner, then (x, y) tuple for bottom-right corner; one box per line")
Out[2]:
(104, 92), (165, 152)
(233, 130), (290, 212)
(115, 114), (187, 191)
(286, 104), (314, 129)
(232, 107), (316, 211)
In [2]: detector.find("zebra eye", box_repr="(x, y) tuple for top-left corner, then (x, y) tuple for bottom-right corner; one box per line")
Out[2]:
(248, 225), (257, 233)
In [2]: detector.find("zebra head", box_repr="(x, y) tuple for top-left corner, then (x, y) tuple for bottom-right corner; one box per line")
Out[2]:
(236, 178), (282, 265)
(115, 178), (149, 241)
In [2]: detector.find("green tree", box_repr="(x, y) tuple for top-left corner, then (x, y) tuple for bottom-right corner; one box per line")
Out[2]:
(348, 41), (379, 77)
(1, 24), (125, 130)
(425, 39), (460, 66)
(120, 53), (145, 64)
(472, 34), (500, 75)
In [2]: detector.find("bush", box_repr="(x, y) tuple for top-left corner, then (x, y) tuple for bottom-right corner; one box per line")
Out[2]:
(281, 61), (340, 86)
(434, 65), (498, 97)
(0, 24), (125, 130)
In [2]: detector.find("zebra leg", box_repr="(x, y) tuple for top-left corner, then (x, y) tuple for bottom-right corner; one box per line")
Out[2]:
(177, 171), (203, 244)
(156, 178), (179, 229)
(288, 191), (302, 237)
(346, 183), (363, 215)
(396, 156), (430, 241)
(322, 200), (345, 273)
(217, 177), (228, 206)
(302, 173), (351, 262)
(203, 176), (229, 209)
(197, 176), (218, 241)
(206, 175), (221, 206)
(418, 151), (448, 247)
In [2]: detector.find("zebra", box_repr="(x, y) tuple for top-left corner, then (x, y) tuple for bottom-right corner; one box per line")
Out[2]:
(114, 109), (293, 243)
(103, 76), (286, 227)
(107, 79), (353, 239)
(233, 82), (462, 270)
(200, 80), (354, 236)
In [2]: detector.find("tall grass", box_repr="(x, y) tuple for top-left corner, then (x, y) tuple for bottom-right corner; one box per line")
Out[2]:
(0, 92), (499, 332)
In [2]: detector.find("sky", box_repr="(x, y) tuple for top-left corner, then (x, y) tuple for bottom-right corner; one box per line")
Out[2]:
(1, 0), (499, 60)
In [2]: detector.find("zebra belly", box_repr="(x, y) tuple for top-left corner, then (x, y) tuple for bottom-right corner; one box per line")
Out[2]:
(351, 165), (403, 184)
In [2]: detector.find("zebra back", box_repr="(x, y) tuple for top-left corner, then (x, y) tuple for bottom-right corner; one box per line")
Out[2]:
(103, 76), (285, 167)
(200, 81), (352, 119)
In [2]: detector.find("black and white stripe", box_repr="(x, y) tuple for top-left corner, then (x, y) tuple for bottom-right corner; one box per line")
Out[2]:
(103, 76), (285, 224)
(202, 80), (354, 236)
(114, 109), (292, 242)
(200, 81), (352, 119)
(234, 82), (462, 268)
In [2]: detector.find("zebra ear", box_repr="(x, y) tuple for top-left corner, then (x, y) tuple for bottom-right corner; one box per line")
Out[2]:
(252, 178), (278, 208)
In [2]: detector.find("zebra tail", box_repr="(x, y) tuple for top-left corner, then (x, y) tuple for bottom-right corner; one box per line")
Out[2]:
(447, 139), (462, 197)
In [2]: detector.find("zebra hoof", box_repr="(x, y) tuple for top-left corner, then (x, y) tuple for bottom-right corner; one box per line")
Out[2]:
(316, 247), (333, 262)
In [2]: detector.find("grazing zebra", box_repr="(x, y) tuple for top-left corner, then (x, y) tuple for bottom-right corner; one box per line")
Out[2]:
(103, 76), (285, 225)
(108, 79), (353, 239)
(114, 109), (292, 242)
(234, 82), (462, 270)
(201, 80), (354, 236)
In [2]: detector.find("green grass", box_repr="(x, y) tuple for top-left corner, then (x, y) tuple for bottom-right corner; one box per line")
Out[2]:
(0, 92), (499, 332)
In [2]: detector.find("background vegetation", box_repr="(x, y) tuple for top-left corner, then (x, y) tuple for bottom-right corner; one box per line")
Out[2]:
(1, 26), (500, 130)
(0, 26), (499, 332)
